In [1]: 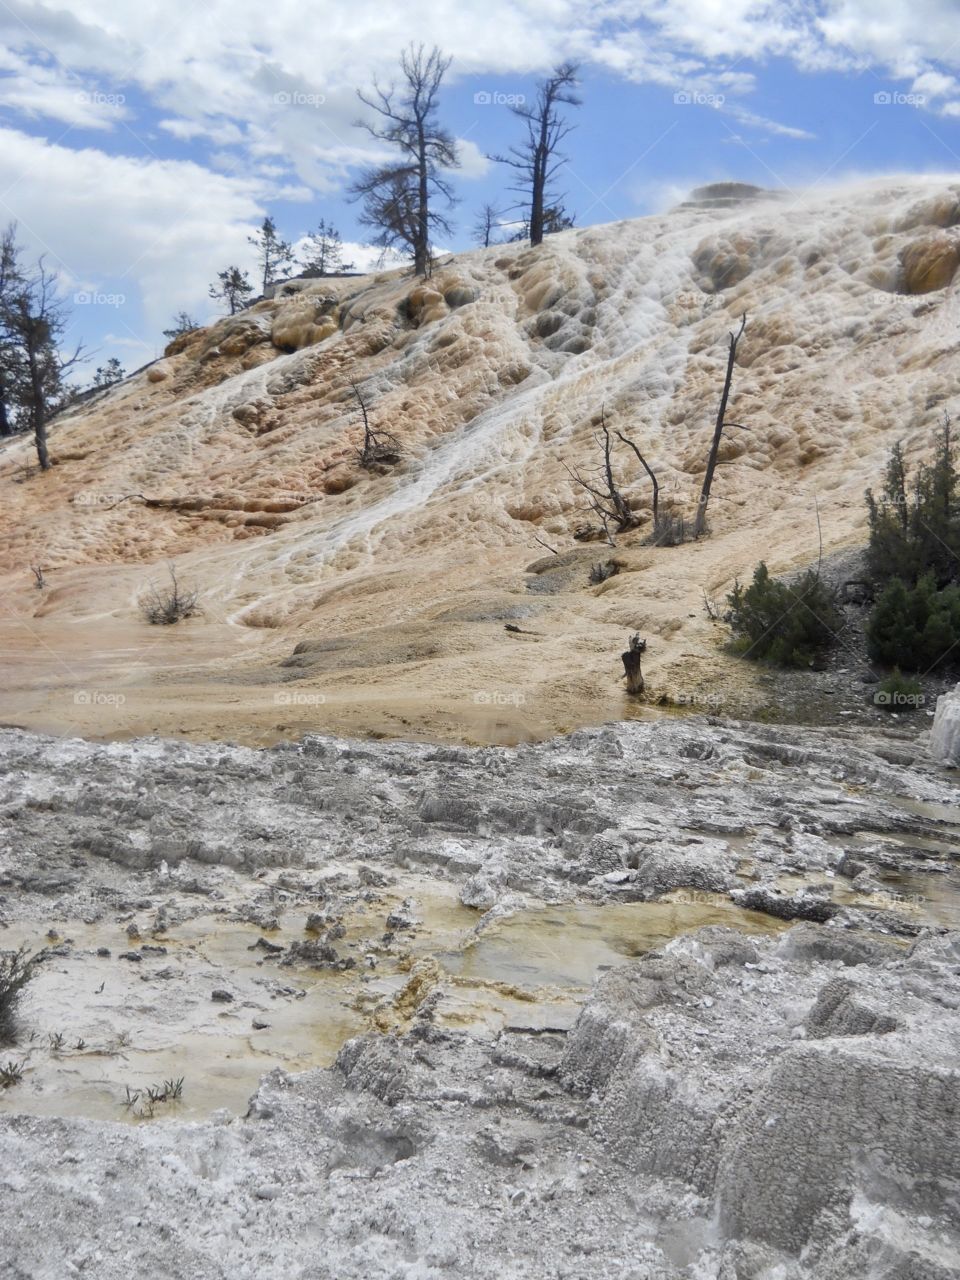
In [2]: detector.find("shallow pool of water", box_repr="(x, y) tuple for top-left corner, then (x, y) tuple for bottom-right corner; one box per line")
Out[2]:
(0, 889), (791, 1124)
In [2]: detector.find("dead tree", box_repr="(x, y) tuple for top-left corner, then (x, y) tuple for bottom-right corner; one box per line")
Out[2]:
(694, 313), (748, 539)
(489, 63), (581, 247)
(565, 408), (664, 544)
(615, 430), (659, 528)
(351, 45), (459, 278)
(350, 380), (401, 469)
(564, 410), (637, 543)
(622, 634), (647, 695)
(472, 203), (503, 249)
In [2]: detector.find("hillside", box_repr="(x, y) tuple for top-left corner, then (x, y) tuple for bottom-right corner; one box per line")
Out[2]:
(2, 175), (960, 745)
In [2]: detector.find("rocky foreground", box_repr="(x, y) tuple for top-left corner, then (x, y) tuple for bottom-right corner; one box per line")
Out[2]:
(0, 717), (958, 1279)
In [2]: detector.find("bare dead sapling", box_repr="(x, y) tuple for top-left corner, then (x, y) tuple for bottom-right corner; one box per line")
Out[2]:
(350, 380), (401, 469)
(694, 313), (748, 539)
(566, 408), (670, 545)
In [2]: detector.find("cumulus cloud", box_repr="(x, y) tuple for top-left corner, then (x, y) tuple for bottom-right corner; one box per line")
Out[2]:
(2, 1), (958, 188)
(0, 126), (263, 340)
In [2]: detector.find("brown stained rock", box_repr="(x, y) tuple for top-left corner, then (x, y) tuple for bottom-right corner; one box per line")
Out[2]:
(899, 234), (960, 294)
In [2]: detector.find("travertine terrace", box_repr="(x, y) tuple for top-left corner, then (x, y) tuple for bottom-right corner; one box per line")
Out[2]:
(3, 176), (960, 744)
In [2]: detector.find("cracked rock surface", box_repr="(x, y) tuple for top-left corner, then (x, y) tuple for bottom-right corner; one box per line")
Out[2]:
(0, 717), (958, 1278)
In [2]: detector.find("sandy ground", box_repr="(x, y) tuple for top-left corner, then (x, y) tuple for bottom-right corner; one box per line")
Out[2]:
(2, 175), (960, 745)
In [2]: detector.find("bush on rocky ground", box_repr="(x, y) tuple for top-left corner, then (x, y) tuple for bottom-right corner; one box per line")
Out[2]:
(874, 667), (924, 712)
(726, 562), (842, 667)
(867, 573), (960, 669)
(139, 564), (201, 626)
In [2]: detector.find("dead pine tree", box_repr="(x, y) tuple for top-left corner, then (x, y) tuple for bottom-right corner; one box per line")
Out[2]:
(350, 45), (459, 278)
(349, 380), (401, 470)
(622, 634), (647, 695)
(565, 408), (666, 545)
(564, 409), (638, 545)
(490, 63), (581, 248)
(694, 313), (748, 539)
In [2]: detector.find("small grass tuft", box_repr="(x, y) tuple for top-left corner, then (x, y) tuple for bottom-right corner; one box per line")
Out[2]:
(0, 1060), (25, 1088)
(123, 1076), (184, 1118)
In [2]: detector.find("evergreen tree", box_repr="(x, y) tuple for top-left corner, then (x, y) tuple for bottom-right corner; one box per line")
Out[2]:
(209, 266), (254, 314)
(92, 357), (125, 388)
(248, 216), (295, 293)
(866, 423), (959, 588)
(0, 223), (26, 438)
(1, 260), (82, 469)
(542, 204), (576, 234)
(300, 221), (353, 276)
(867, 572), (960, 669)
(162, 311), (200, 340)
(864, 424), (960, 671)
(509, 204), (576, 241)
(910, 424), (959, 586)
(727, 562), (842, 667)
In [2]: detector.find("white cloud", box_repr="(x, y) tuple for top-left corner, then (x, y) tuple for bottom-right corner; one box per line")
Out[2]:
(0, 47), (127, 129)
(0, 126), (263, 338)
(1, 0), (959, 189)
(911, 70), (959, 100)
(454, 139), (491, 180)
(725, 105), (815, 141)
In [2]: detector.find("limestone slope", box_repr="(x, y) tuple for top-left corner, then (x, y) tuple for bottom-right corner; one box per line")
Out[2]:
(2, 176), (960, 743)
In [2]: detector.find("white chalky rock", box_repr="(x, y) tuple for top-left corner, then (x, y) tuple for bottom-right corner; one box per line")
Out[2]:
(930, 684), (960, 765)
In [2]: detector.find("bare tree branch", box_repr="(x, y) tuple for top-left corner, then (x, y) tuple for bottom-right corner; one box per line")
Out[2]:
(694, 312), (748, 539)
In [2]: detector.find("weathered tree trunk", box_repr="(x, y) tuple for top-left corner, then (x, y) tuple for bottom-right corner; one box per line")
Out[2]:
(415, 124), (429, 276)
(694, 313), (746, 539)
(28, 350), (49, 470)
(33, 408), (49, 469)
(622, 634), (646, 695)
(0, 380), (11, 438)
(529, 145), (546, 246)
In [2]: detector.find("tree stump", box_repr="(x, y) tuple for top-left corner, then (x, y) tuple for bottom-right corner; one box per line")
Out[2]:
(622, 634), (647, 696)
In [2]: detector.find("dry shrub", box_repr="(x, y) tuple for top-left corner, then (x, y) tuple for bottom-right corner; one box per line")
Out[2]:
(140, 564), (201, 626)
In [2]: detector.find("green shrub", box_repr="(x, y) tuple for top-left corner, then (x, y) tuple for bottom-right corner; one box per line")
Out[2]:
(866, 425), (960, 590)
(0, 946), (37, 1045)
(866, 573), (960, 670)
(726, 562), (843, 667)
(873, 668), (924, 712)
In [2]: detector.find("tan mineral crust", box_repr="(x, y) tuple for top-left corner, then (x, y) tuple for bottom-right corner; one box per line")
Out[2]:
(2, 175), (959, 746)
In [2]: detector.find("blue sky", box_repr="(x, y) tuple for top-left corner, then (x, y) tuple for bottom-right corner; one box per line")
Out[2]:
(1, 0), (959, 380)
